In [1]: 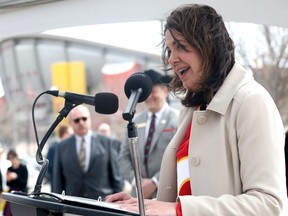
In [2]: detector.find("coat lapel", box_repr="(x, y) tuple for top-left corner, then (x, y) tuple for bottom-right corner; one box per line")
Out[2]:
(136, 113), (148, 162)
(87, 133), (106, 173)
(71, 136), (84, 172)
(87, 133), (98, 172)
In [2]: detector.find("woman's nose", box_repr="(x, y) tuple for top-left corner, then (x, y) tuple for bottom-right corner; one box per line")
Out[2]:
(168, 51), (179, 65)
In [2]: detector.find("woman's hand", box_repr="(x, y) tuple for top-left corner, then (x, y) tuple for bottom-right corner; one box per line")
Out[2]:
(106, 193), (176, 216)
(120, 199), (177, 216)
(105, 192), (132, 203)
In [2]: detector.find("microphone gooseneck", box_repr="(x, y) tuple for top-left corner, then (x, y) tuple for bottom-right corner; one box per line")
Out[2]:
(122, 72), (153, 216)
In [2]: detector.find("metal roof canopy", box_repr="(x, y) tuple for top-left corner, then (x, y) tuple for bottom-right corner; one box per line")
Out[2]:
(0, 0), (287, 40)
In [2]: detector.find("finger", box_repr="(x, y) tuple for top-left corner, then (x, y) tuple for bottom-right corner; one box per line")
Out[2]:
(105, 192), (127, 202)
(121, 197), (138, 204)
(119, 203), (140, 213)
(106, 196), (122, 202)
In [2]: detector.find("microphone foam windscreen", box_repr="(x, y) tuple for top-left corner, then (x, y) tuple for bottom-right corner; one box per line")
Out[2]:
(124, 72), (153, 102)
(95, 93), (119, 114)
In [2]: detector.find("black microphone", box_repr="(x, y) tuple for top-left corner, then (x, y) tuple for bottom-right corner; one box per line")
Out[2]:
(46, 90), (119, 114)
(122, 72), (153, 121)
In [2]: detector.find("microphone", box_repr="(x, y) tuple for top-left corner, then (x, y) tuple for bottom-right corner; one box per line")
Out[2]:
(122, 72), (153, 121)
(46, 90), (119, 114)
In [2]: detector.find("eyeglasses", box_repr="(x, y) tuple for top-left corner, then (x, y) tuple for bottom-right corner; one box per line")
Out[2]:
(73, 117), (88, 123)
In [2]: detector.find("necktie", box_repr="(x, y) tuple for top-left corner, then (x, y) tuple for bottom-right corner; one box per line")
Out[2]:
(144, 113), (156, 176)
(79, 138), (86, 172)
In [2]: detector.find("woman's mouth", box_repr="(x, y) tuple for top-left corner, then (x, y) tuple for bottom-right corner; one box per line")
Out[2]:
(178, 67), (190, 77)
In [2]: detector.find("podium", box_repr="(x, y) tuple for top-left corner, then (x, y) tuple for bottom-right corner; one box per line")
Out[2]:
(2, 192), (139, 216)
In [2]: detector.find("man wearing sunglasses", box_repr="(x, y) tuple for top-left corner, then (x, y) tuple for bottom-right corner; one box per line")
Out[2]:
(53, 105), (123, 199)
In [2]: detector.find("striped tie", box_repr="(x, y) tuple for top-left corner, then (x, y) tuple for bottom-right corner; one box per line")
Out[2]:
(144, 113), (156, 176)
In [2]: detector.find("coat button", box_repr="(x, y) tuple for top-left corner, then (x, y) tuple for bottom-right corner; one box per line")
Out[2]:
(191, 157), (200, 167)
(197, 115), (207, 125)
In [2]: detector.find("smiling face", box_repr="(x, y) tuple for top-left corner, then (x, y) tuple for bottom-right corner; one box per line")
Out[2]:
(165, 29), (203, 91)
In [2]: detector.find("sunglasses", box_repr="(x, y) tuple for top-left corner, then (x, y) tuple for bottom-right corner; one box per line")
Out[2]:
(73, 117), (88, 123)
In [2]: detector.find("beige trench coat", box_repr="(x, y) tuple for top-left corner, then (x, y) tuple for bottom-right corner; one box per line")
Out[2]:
(157, 63), (287, 215)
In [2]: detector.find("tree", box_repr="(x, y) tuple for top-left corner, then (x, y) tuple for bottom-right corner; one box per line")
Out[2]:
(231, 23), (288, 126)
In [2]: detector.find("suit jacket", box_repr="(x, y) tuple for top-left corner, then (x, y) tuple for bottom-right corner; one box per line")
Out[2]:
(157, 63), (287, 215)
(46, 140), (58, 191)
(118, 104), (179, 197)
(53, 132), (123, 199)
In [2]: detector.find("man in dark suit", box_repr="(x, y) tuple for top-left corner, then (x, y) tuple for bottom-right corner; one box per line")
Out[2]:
(53, 105), (123, 199)
(47, 125), (73, 192)
(118, 69), (179, 199)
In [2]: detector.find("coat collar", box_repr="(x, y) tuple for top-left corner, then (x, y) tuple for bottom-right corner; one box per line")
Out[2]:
(207, 62), (254, 115)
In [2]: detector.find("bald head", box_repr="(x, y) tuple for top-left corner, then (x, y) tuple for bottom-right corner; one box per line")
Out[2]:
(68, 105), (91, 136)
(98, 123), (112, 136)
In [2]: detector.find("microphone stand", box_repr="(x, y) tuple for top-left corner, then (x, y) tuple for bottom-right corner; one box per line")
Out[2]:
(32, 100), (76, 195)
(126, 121), (145, 216)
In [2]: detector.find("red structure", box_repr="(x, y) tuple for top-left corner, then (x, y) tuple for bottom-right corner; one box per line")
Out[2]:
(102, 62), (141, 113)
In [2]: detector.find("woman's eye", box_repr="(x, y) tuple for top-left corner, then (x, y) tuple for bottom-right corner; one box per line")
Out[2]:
(165, 49), (171, 58)
(176, 43), (185, 50)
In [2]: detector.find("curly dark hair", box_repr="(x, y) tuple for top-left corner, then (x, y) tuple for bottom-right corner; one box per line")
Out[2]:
(162, 4), (235, 107)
